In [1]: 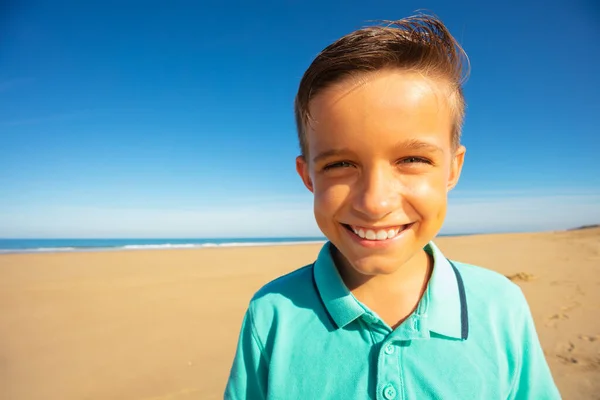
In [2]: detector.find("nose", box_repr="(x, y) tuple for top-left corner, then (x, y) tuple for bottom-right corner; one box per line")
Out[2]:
(353, 165), (400, 220)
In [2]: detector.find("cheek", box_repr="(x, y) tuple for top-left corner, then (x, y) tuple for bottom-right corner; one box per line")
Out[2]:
(405, 174), (448, 213)
(313, 180), (350, 216)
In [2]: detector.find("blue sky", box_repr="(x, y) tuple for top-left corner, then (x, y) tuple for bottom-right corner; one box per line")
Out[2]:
(1, 1), (599, 238)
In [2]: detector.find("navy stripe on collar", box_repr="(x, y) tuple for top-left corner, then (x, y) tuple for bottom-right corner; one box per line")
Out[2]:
(449, 260), (469, 340)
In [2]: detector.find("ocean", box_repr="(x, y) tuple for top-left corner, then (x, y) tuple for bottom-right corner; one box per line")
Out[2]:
(0, 237), (328, 254)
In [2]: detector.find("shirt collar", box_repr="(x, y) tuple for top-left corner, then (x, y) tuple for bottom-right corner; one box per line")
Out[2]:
(312, 242), (366, 329)
(312, 241), (468, 340)
(423, 241), (468, 340)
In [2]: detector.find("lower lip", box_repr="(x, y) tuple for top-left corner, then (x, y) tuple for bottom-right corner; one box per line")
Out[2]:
(343, 224), (414, 248)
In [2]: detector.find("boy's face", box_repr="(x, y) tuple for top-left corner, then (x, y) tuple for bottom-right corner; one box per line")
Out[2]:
(296, 70), (465, 277)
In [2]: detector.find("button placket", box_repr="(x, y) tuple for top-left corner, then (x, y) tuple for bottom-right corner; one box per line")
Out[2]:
(377, 340), (401, 400)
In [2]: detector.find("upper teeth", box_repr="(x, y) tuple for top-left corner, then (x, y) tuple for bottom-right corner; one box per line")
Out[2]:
(351, 226), (403, 240)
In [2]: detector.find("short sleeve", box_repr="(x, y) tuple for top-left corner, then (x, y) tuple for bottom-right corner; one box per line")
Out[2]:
(224, 306), (269, 400)
(508, 289), (561, 400)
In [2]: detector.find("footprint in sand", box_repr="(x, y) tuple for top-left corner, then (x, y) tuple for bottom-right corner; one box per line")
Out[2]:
(556, 354), (579, 365)
(505, 272), (536, 282)
(578, 334), (600, 342)
(555, 340), (600, 370)
(551, 313), (569, 320)
(567, 341), (575, 352)
(544, 295), (582, 328)
(555, 341), (575, 353)
(556, 354), (600, 370)
(545, 312), (571, 327)
(555, 341), (577, 364)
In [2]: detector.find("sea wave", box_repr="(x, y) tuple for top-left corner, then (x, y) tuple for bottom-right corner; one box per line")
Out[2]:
(0, 247), (78, 254)
(121, 244), (200, 250)
(122, 241), (326, 249)
(215, 241), (326, 247)
(0, 240), (327, 254)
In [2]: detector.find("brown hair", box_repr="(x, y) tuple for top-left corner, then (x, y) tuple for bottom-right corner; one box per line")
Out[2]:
(294, 13), (470, 157)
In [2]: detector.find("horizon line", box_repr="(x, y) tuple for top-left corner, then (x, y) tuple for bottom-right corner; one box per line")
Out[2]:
(2, 225), (597, 241)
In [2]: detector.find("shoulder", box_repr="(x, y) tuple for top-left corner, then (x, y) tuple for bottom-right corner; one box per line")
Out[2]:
(451, 260), (528, 310)
(252, 263), (315, 302)
(247, 263), (320, 328)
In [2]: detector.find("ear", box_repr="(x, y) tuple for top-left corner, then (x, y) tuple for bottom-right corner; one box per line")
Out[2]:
(296, 156), (314, 193)
(447, 145), (466, 191)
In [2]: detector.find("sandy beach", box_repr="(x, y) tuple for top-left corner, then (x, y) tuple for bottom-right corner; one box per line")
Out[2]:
(1, 228), (598, 400)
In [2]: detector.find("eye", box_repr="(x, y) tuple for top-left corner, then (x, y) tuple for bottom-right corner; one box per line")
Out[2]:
(323, 161), (354, 171)
(398, 157), (431, 164)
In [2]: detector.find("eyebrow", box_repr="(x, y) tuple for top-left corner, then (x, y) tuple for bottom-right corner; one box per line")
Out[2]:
(312, 148), (355, 165)
(396, 138), (444, 154)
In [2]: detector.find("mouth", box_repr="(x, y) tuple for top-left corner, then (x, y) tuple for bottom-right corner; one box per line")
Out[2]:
(341, 223), (414, 241)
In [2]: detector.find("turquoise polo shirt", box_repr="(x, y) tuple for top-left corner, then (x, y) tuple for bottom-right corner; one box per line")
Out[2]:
(225, 241), (560, 399)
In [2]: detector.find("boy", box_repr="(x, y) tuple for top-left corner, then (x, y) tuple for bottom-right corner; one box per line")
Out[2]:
(225, 14), (560, 400)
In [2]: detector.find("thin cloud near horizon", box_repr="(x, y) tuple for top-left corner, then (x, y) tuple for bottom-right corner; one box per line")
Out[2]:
(1, 191), (598, 238)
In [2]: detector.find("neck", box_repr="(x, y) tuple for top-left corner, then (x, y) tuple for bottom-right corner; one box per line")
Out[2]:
(333, 247), (432, 294)
(332, 248), (433, 328)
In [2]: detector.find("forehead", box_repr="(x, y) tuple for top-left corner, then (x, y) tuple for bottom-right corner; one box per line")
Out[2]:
(306, 70), (453, 152)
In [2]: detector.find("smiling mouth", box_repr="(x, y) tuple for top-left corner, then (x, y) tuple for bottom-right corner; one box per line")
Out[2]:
(342, 223), (413, 241)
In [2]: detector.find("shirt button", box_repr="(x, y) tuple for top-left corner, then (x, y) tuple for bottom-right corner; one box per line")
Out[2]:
(384, 344), (394, 355)
(383, 384), (397, 400)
